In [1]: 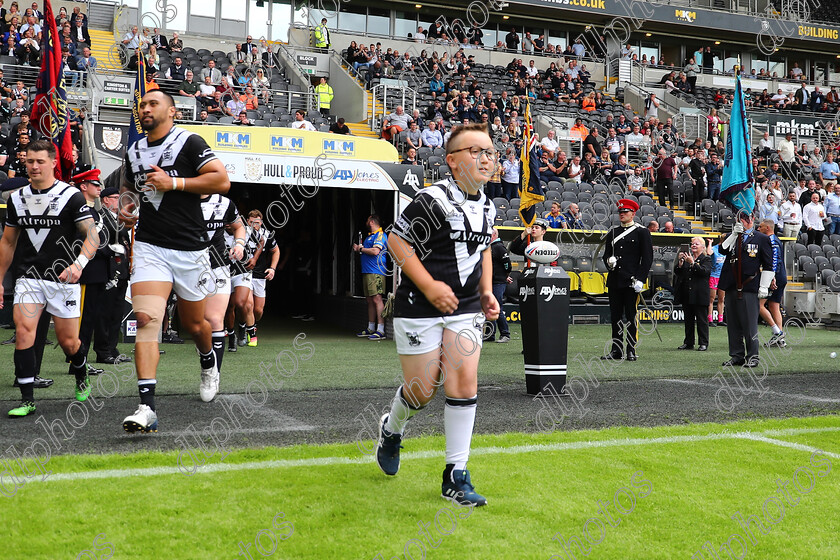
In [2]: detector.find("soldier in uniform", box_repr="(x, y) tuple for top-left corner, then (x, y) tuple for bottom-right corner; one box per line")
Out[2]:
(96, 186), (132, 364)
(602, 198), (653, 361)
(718, 212), (774, 367)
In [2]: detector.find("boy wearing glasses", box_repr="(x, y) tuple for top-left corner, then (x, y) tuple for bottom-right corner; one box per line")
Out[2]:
(376, 123), (499, 506)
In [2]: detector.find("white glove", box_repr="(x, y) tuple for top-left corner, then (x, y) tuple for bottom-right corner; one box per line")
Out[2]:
(721, 230), (739, 251)
(633, 280), (644, 293)
(758, 270), (774, 299)
(732, 222), (745, 235)
(607, 256), (617, 270)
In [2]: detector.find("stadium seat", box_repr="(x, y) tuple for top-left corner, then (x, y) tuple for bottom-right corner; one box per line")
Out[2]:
(830, 256), (840, 271)
(802, 262), (818, 282)
(815, 256), (831, 272)
(493, 197), (509, 210)
(502, 220), (519, 227)
(578, 272), (606, 296)
(558, 255), (574, 270)
(576, 256), (592, 271)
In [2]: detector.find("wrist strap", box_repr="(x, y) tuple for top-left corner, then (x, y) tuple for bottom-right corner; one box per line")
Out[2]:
(74, 254), (90, 269)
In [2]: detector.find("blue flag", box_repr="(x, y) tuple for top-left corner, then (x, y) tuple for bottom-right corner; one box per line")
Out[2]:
(720, 74), (754, 216)
(129, 53), (148, 145)
(518, 102), (545, 226)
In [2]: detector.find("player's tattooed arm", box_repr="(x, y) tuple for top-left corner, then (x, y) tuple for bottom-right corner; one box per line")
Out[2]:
(227, 217), (247, 262)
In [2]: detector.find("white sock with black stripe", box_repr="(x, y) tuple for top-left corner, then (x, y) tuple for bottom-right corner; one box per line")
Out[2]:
(445, 395), (477, 471)
(385, 385), (424, 435)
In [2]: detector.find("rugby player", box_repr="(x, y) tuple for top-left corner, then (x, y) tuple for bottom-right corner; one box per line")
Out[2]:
(120, 90), (230, 433)
(225, 219), (261, 351)
(376, 123), (499, 506)
(200, 192), (246, 399)
(0, 140), (100, 416)
(244, 210), (278, 347)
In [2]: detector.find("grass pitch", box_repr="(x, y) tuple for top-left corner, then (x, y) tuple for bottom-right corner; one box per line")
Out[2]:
(4, 416), (839, 559)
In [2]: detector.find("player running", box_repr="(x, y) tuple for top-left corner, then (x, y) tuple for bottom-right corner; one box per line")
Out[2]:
(245, 210), (279, 347)
(225, 219), (261, 351)
(119, 90), (230, 433)
(200, 193), (246, 400)
(376, 123), (499, 506)
(0, 141), (100, 417)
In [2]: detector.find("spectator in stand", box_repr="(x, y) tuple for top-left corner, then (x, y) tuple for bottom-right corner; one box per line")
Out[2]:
(230, 43), (247, 64)
(803, 191), (826, 245)
(777, 132), (797, 178)
(757, 193), (781, 231)
(204, 92), (225, 117)
(653, 148), (678, 207)
(166, 55), (186, 81)
(645, 93), (659, 119)
(684, 58), (700, 93)
(688, 150), (706, 202)
(756, 131), (774, 158)
(627, 166), (651, 197)
(789, 62), (803, 80)
(71, 17), (89, 46)
(166, 31), (182, 53)
(793, 81), (809, 111)
(225, 94), (245, 119)
(405, 121), (422, 151)
(798, 179), (821, 207)
(704, 152), (723, 200)
(544, 201), (565, 228)
(198, 75), (216, 102)
(647, 221), (659, 233)
(780, 190), (803, 239)
(122, 25), (141, 49)
(567, 155), (583, 184)
(605, 128), (623, 162)
(288, 109), (315, 131)
(564, 203), (585, 229)
(381, 105), (410, 142)
(823, 183), (840, 235)
(201, 59), (222, 85)
(329, 117), (351, 135)
(149, 27), (166, 52)
(522, 32), (533, 53)
(421, 121), (443, 148)
(583, 127), (601, 159)
(819, 151), (840, 183)
(707, 108), (725, 142)
(234, 110), (253, 126)
(178, 70), (200, 98)
(16, 26), (38, 65)
(505, 28), (519, 51)
(620, 43), (633, 60)
(500, 151), (520, 199)
(239, 85), (258, 110)
(662, 221), (685, 234)
(611, 154), (629, 187)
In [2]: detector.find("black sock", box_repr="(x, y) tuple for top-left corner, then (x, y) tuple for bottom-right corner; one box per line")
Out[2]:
(226, 328), (235, 347)
(199, 349), (216, 370)
(138, 379), (156, 410)
(212, 331), (225, 372)
(67, 347), (87, 383)
(14, 346), (36, 402)
(246, 324), (256, 338)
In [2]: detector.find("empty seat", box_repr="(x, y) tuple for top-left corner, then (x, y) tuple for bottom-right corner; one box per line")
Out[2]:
(578, 272), (606, 296)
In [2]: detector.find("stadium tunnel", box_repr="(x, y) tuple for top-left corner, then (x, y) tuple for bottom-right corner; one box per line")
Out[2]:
(98, 127), (423, 333)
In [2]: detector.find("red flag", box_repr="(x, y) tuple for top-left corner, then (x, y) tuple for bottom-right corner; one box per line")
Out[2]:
(29, 0), (74, 180)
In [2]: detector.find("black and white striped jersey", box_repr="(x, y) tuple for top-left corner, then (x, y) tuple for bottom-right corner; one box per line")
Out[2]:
(392, 179), (496, 318)
(201, 194), (239, 269)
(123, 126), (218, 251)
(251, 227), (277, 280)
(5, 181), (92, 279)
(225, 225), (258, 276)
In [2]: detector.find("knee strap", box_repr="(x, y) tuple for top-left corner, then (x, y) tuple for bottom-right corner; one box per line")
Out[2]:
(132, 295), (167, 342)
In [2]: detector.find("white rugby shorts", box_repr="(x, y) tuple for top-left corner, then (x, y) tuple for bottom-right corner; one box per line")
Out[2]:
(393, 313), (484, 355)
(130, 241), (211, 302)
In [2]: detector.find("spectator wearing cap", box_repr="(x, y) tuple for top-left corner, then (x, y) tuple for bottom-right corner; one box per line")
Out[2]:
(508, 218), (553, 267)
(602, 198), (653, 361)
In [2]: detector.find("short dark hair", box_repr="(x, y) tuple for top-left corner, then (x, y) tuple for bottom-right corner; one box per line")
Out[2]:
(27, 139), (56, 158)
(295, 109), (306, 117)
(248, 209), (263, 219)
(144, 89), (175, 108)
(368, 214), (381, 226)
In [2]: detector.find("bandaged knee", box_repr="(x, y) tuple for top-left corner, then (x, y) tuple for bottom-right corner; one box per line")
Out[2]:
(132, 295), (167, 342)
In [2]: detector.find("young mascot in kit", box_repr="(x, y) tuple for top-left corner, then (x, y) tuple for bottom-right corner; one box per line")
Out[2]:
(376, 123), (500, 506)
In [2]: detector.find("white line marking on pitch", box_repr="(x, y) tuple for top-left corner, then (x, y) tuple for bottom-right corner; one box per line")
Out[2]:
(35, 426), (840, 484)
(735, 434), (840, 459)
(661, 378), (840, 403)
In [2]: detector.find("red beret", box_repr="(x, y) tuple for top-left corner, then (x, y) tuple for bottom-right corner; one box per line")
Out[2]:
(72, 168), (101, 186)
(617, 198), (639, 212)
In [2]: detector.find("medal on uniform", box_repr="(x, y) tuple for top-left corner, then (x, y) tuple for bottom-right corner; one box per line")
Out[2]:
(747, 244), (757, 257)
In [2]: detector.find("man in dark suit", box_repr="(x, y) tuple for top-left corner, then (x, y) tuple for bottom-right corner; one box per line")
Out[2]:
(72, 18), (91, 47)
(602, 198), (653, 361)
(150, 27), (167, 52)
(794, 81), (809, 112)
(96, 186), (132, 364)
(674, 236), (713, 351)
(718, 212), (774, 367)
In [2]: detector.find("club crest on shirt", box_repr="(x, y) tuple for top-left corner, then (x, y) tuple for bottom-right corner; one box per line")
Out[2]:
(161, 147), (175, 165)
(49, 198), (60, 212)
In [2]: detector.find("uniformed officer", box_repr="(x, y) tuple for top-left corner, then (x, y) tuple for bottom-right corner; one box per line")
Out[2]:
(718, 211), (773, 367)
(602, 198), (653, 361)
(96, 185), (132, 364)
